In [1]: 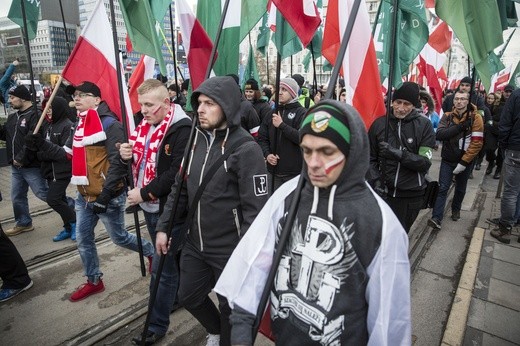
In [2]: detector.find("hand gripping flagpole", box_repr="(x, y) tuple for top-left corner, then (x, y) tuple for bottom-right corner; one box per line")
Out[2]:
(252, 0), (363, 342)
(108, 0), (146, 277)
(139, 1), (232, 344)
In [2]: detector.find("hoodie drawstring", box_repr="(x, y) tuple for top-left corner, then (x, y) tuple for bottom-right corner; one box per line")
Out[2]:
(222, 128), (230, 172)
(310, 184), (338, 220)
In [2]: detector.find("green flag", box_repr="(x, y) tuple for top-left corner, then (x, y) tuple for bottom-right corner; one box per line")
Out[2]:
(271, 6), (303, 59)
(303, 28), (323, 72)
(509, 60), (520, 88)
(257, 13), (271, 56)
(8, 0), (40, 40)
(497, 0), (518, 30)
(436, 0), (504, 90)
(242, 44), (260, 89)
(374, 0), (429, 89)
(120, 0), (167, 75)
(197, 0), (267, 76)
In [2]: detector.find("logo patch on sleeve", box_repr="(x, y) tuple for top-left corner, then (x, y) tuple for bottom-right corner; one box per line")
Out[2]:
(253, 174), (269, 196)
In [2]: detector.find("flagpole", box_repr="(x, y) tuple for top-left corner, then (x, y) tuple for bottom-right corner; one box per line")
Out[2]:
(19, 0), (38, 118)
(310, 41), (318, 100)
(169, 5), (179, 90)
(139, 1), (233, 344)
(58, 0), (71, 55)
(324, 0), (362, 99)
(107, 0), (146, 278)
(383, 0), (399, 142)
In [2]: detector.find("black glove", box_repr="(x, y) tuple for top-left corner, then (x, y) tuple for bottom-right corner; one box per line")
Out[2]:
(373, 179), (388, 199)
(92, 192), (111, 214)
(458, 118), (471, 132)
(25, 133), (45, 151)
(379, 141), (403, 161)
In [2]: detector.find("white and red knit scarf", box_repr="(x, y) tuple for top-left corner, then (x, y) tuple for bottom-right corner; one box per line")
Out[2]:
(129, 105), (175, 188)
(70, 109), (106, 185)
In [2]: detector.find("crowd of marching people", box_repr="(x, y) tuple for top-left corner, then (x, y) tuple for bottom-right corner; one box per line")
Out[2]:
(1, 57), (520, 345)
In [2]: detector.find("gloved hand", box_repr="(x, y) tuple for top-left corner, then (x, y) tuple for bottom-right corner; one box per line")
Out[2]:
(458, 118), (471, 132)
(25, 133), (45, 151)
(379, 141), (403, 161)
(13, 59), (19, 66)
(92, 192), (111, 214)
(373, 179), (388, 199)
(453, 163), (466, 175)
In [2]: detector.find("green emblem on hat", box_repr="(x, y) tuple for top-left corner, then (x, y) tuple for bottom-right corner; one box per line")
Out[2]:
(311, 111), (331, 133)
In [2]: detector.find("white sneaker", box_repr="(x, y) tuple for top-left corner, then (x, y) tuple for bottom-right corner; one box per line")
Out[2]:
(206, 333), (220, 346)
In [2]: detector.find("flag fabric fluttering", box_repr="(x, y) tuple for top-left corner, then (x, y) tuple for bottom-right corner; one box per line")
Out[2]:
(62, 0), (133, 133)
(490, 65), (512, 92)
(272, 0), (321, 48)
(177, 0), (215, 90)
(322, 0), (386, 129)
(128, 55), (156, 115)
(511, 60), (520, 89)
(302, 0), (324, 73)
(8, 0), (41, 40)
(436, 0), (504, 91)
(119, 0), (168, 75)
(257, 12), (271, 56)
(197, 0), (267, 75)
(242, 44), (260, 90)
(373, 0), (429, 89)
(268, 1), (303, 59)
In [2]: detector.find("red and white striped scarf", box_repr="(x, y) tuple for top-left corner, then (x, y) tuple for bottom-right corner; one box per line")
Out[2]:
(70, 108), (106, 185)
(129, 106), (175, 188)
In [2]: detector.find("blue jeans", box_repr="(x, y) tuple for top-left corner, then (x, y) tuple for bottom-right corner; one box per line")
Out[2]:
(500, 150), (520, 226)
(143, 211), (180, 336)
(11, 166), (48, 226)
(75, 193), (154, 283)
(432, 160), (473, 223)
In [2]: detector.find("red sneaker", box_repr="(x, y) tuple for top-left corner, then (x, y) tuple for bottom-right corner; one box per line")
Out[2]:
(147, 256), (153, 275)
(69, 280), (105, 302)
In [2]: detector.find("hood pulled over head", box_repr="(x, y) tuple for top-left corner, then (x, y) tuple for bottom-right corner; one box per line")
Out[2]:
(190, 76), (242, 129)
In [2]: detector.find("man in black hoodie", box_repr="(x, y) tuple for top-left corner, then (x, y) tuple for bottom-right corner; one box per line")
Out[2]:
(155, 76), (268, 346)
(215, 100), (411, 345)
(25, 97), (76, 242)
(258, 78), (307, 192)
(368, 82), (436, 232)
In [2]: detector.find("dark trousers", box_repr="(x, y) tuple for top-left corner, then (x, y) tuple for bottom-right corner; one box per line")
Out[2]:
(46, 178), (76, 228)
(178, 240), (232, 346)
(385, 195), (424, 233)
(0, 225), (31, 289)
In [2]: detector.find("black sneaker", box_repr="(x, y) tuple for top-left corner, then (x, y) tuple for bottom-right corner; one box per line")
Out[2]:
(428, 218), (442, 230)
(475, 163), (481, 171)
(485, 164), (494, 175)
(132, 331), (164, 346)
(490, 225), (512, 244)
(451, 210), (460, 221)
(486, 218), (500, 226)
(493, 169), (501, 179)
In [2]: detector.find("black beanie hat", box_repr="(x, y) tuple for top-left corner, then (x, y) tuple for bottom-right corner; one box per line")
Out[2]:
(9, 85), (32, 101)
(50, 96), (70, 122)
(460, 76), (472, 85)
(291, 74), (305, 88)
(244, 79), (259, 91)
(392, 82), (420, 107)
(300, 103), (351, 157)
(504, 84), (515, 92)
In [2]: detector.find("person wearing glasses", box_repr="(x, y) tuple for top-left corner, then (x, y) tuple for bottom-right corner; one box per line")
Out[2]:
(63, 81), (155, 302)
(428, 90), (484, 230)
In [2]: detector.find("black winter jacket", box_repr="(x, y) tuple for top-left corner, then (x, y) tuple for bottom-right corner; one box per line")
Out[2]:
(499, 89), (520, 151)
(258, 100), (307, 176)
(37, 112), (73, 181)
(0, 106), (42, 168)
(368, 110), (436, 197)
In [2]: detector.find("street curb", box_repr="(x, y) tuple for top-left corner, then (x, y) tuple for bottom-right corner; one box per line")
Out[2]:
(441, 227), (485, 346)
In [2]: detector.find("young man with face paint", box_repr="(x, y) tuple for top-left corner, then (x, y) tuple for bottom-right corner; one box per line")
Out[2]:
(215, 100), (411, 345)
(368, 82), (436, 232)
(119, 79), (192, 345)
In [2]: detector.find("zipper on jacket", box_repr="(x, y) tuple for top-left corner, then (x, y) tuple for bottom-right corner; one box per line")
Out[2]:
(392, 121), (402, 198)
(196, 129), (213, 252)
(12, 113), (20, 161)
(232, 208), (241, 237)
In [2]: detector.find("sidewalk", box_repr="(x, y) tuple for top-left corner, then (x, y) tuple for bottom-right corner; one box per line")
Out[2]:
(443, 174), (520, 345)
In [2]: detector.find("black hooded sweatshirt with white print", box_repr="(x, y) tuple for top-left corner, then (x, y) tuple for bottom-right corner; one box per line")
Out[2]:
(215, 100), (411, 345)
(156, 76), (269, 256)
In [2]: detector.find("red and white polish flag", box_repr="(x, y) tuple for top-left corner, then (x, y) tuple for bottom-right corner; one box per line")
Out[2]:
(128, 55), (156, 115)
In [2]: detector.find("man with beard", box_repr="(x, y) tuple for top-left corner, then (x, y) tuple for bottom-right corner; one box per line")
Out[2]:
(155, 76), (269, 346)
(368, 82), (436, 232)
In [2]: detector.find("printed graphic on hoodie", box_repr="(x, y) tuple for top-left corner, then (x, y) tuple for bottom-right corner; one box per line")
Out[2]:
(273, 215), (358, 345)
